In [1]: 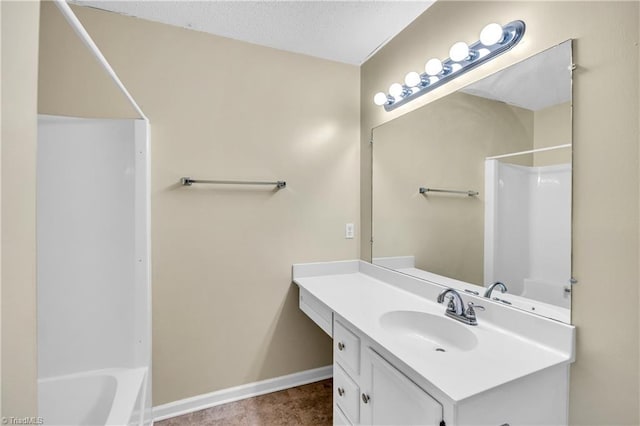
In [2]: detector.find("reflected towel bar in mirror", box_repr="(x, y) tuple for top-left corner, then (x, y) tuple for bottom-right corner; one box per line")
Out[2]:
(181, 177), (286, 189)
(419, 187), (479, 196)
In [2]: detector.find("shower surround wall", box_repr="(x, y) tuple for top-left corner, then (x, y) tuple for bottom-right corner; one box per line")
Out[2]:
(37, 115), (150, 425)
(37, 116), (143, 375)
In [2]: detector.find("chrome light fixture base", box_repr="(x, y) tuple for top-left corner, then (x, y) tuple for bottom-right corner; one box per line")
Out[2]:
(378, 20), (526, 112)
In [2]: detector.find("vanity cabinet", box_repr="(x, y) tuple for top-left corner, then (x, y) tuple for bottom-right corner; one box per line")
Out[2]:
(334, 318), (444, 426)
(294, 260), (574, 426)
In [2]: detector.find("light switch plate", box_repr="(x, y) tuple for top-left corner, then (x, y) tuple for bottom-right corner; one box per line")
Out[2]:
(345, 223), (355, 239)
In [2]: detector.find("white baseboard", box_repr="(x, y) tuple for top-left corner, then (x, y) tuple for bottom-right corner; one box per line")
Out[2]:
(152, 365), (333, 422)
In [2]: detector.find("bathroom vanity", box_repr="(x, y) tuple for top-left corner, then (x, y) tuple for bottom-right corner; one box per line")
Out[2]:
(294, 260), (575, 426)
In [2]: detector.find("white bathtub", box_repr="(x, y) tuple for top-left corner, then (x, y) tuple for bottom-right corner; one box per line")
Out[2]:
(39, 367), (147, 426)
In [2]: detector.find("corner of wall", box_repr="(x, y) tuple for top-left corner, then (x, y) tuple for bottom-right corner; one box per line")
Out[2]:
(1, 0), (41, 417)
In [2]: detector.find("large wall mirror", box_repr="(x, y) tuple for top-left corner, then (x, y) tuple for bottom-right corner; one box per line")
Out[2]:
(371, 41), (572, 323)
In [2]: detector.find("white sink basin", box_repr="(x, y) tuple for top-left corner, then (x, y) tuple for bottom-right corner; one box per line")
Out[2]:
(379, 310), (478, 352)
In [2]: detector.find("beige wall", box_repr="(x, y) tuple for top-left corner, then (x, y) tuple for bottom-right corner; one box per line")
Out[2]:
(361, 1), (639, 424)
(38, 3), (138, 118)
(38, 3), (360, 405)
(372, 92), (533, 285)
(1, 0), (40, 418)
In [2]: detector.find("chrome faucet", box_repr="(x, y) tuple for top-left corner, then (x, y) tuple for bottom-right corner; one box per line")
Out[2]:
(437, 288), (464, 315)
(437, 288), (484, 326)
(484, 281), (507, 298)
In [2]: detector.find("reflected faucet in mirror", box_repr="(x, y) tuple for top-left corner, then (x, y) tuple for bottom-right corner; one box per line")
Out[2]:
(484, 282), (507, 299)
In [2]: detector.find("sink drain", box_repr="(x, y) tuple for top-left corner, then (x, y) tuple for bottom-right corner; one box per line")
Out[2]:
(435, 348), (446, 352)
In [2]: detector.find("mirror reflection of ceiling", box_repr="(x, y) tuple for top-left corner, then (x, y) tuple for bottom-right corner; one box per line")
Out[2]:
(70, 1), (434, 65)
(461, 42), (571, 111)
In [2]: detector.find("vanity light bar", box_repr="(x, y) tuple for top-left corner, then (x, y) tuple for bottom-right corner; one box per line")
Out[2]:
(374, 21), (526, 112)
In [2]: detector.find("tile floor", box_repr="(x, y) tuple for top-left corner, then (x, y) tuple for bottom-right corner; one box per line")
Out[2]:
(156, 379), (333, 425)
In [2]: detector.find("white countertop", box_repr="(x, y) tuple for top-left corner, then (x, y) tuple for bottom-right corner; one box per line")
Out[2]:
(294, 261), (574, 402)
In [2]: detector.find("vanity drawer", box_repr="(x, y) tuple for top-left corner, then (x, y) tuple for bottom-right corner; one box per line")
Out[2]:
(299, 288), (332, 337)
(334, 320), (360, 375)
(334, 364), (360, 424)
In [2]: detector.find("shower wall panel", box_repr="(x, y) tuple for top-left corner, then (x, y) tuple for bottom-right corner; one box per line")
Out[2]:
(37, 115), (138, 377)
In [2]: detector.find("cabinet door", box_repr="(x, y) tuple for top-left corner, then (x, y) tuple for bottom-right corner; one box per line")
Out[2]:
(362, 349), (443, 426)
(334, 405), (352, 426)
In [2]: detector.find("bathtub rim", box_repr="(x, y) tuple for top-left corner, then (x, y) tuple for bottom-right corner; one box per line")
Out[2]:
(38, 366), (148, 426)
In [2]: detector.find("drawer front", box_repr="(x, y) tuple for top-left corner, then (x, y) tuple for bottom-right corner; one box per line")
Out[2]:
(334, 320), (360, 375)
(334, 364), (360, 424)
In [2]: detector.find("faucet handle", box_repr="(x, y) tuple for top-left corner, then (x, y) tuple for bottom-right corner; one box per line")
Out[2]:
(465, 302), (485, 319)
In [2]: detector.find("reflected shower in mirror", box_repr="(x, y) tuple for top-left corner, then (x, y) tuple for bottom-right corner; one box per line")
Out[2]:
(371, 41), (572, 323)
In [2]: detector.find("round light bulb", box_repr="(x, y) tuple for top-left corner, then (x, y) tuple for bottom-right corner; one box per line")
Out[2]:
(449, 41), (470, 62)
(404, 71), (422, 87)
(373, 92), (388, 106)
(424, 58), (443, 76)
(480, 23), (504, 46)
(389, 83), (404, 98)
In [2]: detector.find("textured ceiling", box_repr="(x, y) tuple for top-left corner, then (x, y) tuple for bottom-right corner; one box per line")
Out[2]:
(71, 0), (435, 65)
(462, 41), (572, 111)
